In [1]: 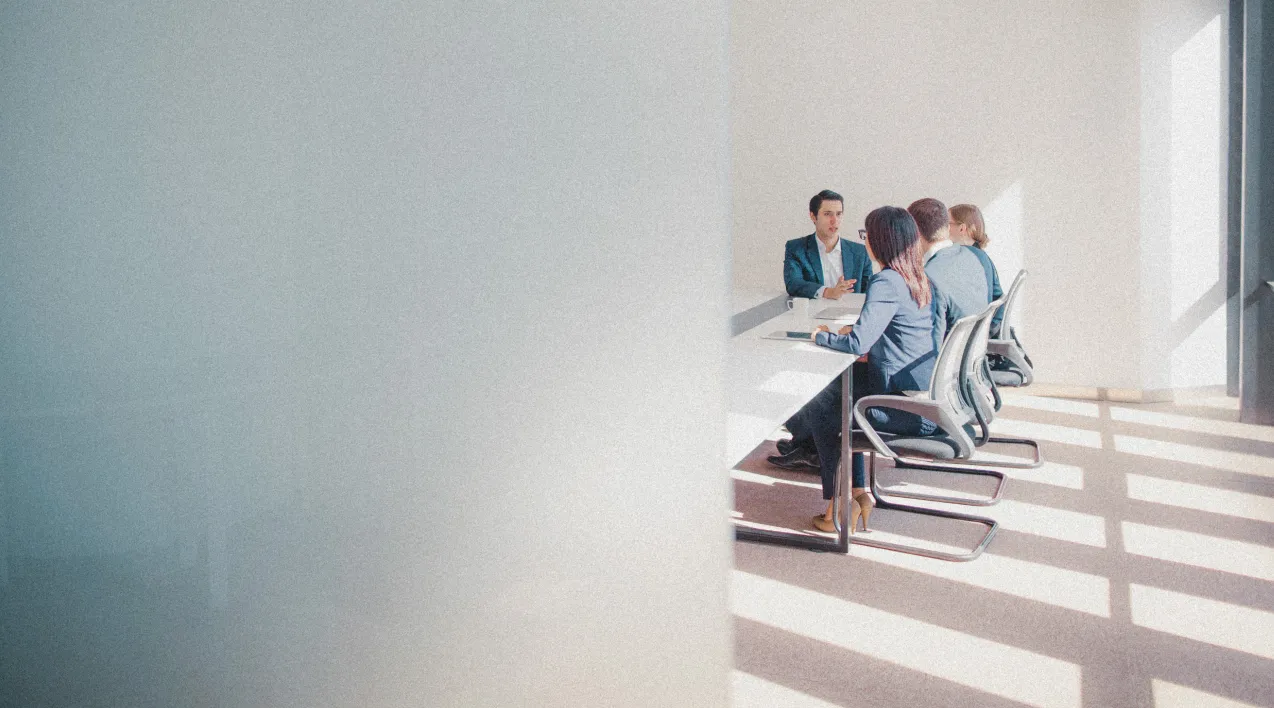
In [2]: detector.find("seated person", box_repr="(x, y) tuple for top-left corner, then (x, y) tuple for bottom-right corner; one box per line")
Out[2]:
(909, 198), (990, 348)
(949, 203), (1004, 338)
(783, 189), (874, 300)
(794, 206), (939, 533)
(770, 190), (874, 469)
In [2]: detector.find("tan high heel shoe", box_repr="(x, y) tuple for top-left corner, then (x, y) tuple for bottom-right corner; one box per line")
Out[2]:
(852, 489), (874, 532)
(849, 496), (863, 534)
(812, 497), (862, 534)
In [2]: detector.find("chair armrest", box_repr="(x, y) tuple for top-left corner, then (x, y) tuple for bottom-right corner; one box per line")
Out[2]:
(852, 394), (974, 459)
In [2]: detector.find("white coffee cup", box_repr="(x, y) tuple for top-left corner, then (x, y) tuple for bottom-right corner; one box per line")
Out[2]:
(786, 296), (814, 328)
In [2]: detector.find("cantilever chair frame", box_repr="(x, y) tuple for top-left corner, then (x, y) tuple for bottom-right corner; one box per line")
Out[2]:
(734, 363), (854, 554)
(858, 299), (1015, 508)
(971, 269), (1044, 468)
(908, 286), (1043, 473)
(848, 309), (1002, 561)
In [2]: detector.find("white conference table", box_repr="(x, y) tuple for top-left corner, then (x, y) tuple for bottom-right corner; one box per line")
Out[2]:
(727, 294), (865, 552)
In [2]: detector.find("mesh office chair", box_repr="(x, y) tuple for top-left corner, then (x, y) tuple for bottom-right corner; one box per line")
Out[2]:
(846, 304), (1003, 562)
(871, 297), (1026, 506)
(921, 285), (1044, 473)
(969, 269), (1045, 469)
(987, 269), (1034, 388)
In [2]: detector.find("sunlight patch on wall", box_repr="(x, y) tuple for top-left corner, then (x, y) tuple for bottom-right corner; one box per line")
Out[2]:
(983, 181), (1026, 334)
(1168, 15), (1225, 388)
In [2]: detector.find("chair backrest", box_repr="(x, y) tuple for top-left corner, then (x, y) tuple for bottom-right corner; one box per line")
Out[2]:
(962, 298), (1007, 434)
(928, 312), (980, 417)
(998, 269), (1028, 338)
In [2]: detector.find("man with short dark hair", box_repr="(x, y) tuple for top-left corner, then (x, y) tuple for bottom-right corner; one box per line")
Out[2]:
(908, 197), (990, 348)
(783, 190), (874, 300)
(769, 190), (875, 471)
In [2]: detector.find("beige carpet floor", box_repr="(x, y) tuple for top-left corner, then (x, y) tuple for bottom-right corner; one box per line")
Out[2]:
(731, 391), (1274, 708)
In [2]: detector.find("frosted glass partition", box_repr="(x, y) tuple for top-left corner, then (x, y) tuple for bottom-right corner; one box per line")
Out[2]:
(0, 2), (733, 706)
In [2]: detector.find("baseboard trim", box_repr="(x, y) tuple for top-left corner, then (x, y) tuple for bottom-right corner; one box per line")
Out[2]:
(1022, 384), (1176, 403)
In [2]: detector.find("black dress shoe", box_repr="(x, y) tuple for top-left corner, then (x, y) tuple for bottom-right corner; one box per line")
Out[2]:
(766, 447), (820, 471)
(775, 437), (816, 456)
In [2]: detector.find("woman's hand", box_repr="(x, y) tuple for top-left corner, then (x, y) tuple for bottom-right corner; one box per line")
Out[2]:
(837, 325), (853, 336)
(811, 325), (830, 341)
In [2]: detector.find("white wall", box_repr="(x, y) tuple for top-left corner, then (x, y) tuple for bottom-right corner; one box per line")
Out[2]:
(1139, 0), (1230, 390)
(0, 2), (732, 706)
(732, 0), (1229, 392)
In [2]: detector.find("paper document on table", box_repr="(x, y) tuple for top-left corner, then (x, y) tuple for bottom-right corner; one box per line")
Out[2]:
(814, 293), (865, 319)
(814, 307), (856, 320)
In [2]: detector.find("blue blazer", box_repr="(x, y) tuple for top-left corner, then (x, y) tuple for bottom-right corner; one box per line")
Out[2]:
(924, 245), (991, 350)
(783, 234), (874, 299)
(965, 246), (1004, 338)
(814, 269), (937, 396)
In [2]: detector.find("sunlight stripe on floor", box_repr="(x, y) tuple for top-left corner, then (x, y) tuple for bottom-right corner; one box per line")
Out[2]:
(732, 671), (841, 708)
(851, 547), (1111, 617)
(993, 419), (1103, 449)
(732, 571), (1082, 708)
(1113, 436), (1274, 478)
(1126, 474), (1274, 523)
(882, 459), (1085, 490)
(1002, 395), (1101, 418)
(875, 480), (992, 504)
(1151, 679), (1264, 708)
(996, 460), (1085, 490)
(987, 499), (1108, 547)
(1130, 584), (1274, 661)
(1111, 406), (1274, 444)
(884, 496), (1108, 547)
(853, 529), (976, 556)
(1121, 522), (1274, 583)
(966, 448), (1039, 466)
(732, 469), (822, 490)
(1151, 677), (1258, 702)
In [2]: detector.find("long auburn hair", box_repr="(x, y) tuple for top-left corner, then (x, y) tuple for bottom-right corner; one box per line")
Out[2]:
(864, 206), (931, 308)
(950, 203), (989, 249)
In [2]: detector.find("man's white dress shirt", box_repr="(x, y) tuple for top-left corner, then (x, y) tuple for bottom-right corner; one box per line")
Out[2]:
(816, 237), (843, 298)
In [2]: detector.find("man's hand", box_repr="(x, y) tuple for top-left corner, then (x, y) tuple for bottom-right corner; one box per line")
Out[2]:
(811, 325), (830, 341)
(824, 277), (856, 299)
(837, 325), (853, 336)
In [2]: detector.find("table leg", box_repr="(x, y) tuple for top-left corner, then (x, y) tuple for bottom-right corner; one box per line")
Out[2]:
(734, 365), (853, 553)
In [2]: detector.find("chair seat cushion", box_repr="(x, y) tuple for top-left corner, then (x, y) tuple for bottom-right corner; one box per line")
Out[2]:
(991, 369), (1026, 387)
(851, 431), (960, 460)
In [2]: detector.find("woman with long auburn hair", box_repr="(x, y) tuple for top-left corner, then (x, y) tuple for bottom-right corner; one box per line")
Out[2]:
(792, 206), (939, 533)
(950, 203), (1004, 336)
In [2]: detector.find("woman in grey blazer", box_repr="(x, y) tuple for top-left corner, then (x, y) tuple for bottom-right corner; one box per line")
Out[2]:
(797, 206), (938, 533)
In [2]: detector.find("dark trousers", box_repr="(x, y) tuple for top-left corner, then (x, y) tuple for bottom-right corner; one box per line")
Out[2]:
(788, 362), (935, 499)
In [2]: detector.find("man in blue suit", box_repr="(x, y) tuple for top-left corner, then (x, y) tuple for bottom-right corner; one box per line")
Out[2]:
(770, 190), (875, 470)
(783, 190), (875, 300)
(908, 198), (990, 349)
